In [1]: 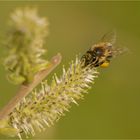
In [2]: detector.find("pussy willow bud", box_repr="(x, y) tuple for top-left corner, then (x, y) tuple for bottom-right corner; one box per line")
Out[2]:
(3, 7), (49, 84)
(0, 56), (98, 139)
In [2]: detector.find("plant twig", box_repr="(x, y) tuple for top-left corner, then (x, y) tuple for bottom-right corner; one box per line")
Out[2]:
(0, 53), (62, 120)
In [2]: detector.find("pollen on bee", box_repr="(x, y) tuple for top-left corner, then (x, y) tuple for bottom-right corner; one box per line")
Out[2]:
(100, 61), (110, 68)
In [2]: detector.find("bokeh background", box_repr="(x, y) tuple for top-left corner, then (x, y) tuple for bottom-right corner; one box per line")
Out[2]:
(0, 1), (140, 139)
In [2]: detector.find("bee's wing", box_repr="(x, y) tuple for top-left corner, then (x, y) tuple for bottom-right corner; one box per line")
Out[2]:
(100, 30), (116, 45)
(112, 47), (129, 58)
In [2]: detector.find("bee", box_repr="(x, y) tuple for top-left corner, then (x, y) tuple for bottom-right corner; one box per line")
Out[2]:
(81, 31), (126, 68)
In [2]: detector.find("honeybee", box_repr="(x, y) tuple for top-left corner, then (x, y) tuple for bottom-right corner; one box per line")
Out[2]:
(81, 31), (126, 68)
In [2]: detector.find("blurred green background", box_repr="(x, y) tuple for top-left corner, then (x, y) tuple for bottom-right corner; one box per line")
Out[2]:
(0, 1), (140, 139)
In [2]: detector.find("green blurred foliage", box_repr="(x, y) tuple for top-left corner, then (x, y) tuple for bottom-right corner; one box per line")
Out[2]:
(0, 1), (140, 139)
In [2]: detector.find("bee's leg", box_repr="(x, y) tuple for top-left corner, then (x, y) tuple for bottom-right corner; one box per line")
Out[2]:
(106, 55), (112, 61)
(93, 59), (100, 67)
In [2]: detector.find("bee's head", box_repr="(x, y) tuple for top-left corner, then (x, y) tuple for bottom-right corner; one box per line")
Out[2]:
(91, 42), (113, 68)
(92, 42), (113, 58)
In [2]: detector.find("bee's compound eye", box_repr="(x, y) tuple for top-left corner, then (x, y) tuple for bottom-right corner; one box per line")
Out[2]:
(100, 61), (110, 68)
(95, 47), (104, 56)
